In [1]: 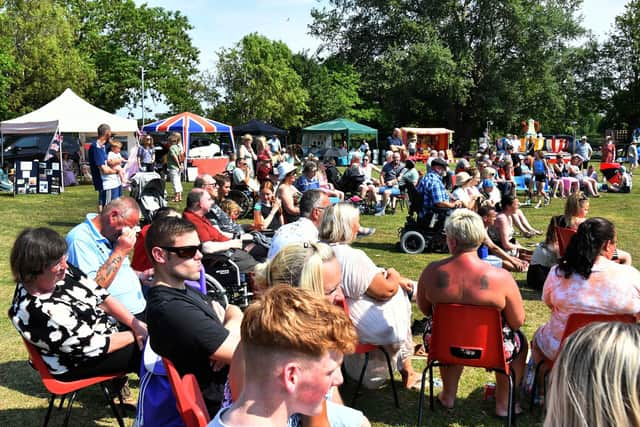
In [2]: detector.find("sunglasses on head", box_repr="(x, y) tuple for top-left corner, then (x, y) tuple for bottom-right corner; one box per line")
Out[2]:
(160, 244), (202, 259)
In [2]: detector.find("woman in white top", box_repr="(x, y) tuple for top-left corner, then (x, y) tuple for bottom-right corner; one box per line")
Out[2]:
(237, 134), (257, 178)
(319, 202), (420, 389)
(452, 171), (481, 210)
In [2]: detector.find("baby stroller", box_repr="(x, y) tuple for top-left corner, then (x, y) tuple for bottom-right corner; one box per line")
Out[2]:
(600, 162), (621, 185)
(397, 183), (449, 254)
(130, 172), (167, 224)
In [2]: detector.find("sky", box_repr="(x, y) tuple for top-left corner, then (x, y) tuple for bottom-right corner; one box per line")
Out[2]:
(127, 0), (630, 117)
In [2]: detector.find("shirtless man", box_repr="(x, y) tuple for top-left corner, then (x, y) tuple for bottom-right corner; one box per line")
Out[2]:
(416, 209), (527, 418)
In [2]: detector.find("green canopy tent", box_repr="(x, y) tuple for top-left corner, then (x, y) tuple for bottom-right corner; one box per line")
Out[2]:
(301, 118), (378, 160)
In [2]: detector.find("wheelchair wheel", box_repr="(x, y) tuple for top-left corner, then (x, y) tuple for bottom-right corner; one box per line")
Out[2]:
(228, 189), (253, 218)
(429, 231), (449, 253)
(400, 230), (426, 254)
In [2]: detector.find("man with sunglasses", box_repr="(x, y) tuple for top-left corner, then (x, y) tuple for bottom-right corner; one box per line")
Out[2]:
(144, 217), (242, 412)
(66, 196), (146, 320)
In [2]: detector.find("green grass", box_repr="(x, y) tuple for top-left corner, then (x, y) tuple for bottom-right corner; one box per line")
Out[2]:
(0, 172), (638, 426)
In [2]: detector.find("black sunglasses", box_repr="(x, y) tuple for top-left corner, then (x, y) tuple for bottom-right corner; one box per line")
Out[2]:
(160, 245), (202, 259)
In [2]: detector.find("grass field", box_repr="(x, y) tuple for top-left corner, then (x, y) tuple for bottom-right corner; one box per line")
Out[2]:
(0, 170), (637, 426)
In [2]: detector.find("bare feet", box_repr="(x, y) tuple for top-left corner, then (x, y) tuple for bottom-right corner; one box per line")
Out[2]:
(400, 369), (422, 390)
(495, 402), (523, 417)
(437, 392), (455, 410)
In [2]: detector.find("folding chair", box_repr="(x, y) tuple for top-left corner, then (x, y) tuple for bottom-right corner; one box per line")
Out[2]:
(417, 304), (515, 427)
(554, 226), (576, 258)
(162, 357), (211, 427)
(335, 299), (399, 409)
(20, 338), (126, 427)
(530, 312), (635, 409)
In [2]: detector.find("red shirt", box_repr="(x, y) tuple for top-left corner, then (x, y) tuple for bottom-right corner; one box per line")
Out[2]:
(182, 210), (229, 243)
(131, 224), (152, 272)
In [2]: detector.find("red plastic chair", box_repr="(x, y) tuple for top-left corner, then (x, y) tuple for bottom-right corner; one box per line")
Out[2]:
(20, 338), (126, 427)
(417, 304), (515, 427)
(162, 357), (211, 427)
(555, 226), (576, 257)
(531, 312), (636, 407)
(335, 298), (399, 409)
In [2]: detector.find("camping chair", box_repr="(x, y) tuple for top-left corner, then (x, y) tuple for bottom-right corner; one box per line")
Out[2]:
(417, 304), (515, 427)
(162, 357), (211, 427)
(555, 226), (576, 258)
(335, 299), (399, 409)
(530, 312), (635, 410)
(19, 337), (126, 427)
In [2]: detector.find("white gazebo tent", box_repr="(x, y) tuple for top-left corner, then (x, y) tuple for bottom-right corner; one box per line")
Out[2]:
(1, 88), (138, 155)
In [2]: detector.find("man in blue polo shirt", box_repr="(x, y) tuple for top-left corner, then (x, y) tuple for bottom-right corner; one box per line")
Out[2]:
(66, 196), (147, 320)
(88, 123), (119, 212)
(416, 158), (462, 220)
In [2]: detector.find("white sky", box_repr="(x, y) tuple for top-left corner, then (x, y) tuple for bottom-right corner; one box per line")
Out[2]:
(125, 0), (630, 118)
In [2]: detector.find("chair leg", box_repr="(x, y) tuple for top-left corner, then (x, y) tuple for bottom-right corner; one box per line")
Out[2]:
(101, 382), (125, 427)
(506, 371), (514, 427)
(531, 360), (545, 411)
(43, 393), (56, 427)
(429, 362), (435, 410)
(58, 394), (66, 410)
(417, 366), (429, 427)
(61, 391), (78, 427)
(378, 347), (399, 408)
(351, 352), (370, 407)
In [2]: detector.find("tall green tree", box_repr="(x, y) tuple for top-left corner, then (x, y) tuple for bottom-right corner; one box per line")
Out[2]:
(213, 33), (309, 128)
(292, 54), (374, 124)
(311, 0), (585, 144)
(66, 0), (200, 113)
(601, 0), (640, 129)
(0, 0), (95, 119)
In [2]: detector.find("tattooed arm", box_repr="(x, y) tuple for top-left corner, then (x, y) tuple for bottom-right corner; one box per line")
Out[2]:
(94, 227), (137, 289)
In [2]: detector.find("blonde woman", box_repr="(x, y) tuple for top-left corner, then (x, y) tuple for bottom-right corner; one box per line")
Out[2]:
(545, 322), (640, 427)
(319, 202), (419, 389)
(138, 135), (155, 172)
(238, 134), (257, 178)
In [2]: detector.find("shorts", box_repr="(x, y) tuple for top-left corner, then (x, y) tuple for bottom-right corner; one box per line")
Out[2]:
(100, 187), (122, 206)
(534, 173), (546, 183)
(422, 315), (524, 363)
(378, 185), (401, 196)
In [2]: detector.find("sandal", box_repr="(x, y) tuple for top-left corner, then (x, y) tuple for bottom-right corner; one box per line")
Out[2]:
(414, 344), (428, 357)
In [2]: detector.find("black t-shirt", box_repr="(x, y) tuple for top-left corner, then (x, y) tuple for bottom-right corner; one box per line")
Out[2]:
(146, 285), (229, 389)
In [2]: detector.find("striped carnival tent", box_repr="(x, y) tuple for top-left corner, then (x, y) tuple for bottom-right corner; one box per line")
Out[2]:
(142, 112), (235, 162)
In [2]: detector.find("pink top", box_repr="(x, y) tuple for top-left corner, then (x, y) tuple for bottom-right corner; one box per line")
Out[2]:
(536, 259), (640, 359)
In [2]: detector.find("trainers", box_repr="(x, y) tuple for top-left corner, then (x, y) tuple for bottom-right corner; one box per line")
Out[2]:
(357, 227), (376, 238)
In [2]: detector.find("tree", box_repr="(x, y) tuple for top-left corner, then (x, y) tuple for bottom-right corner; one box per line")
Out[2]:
(601, 0), (640, 129)
(292, 54), (375, 124)
(311, 0), (586, 144)
(0, 0), (95, 119)
(66, 0), (200, 113)
(214, 33), (309, 128)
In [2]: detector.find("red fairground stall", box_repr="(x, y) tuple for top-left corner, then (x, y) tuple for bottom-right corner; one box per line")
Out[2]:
(399, 127), (454, 161)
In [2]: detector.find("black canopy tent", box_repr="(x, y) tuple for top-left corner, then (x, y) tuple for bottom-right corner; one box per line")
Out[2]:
(233, 119), (288, 137)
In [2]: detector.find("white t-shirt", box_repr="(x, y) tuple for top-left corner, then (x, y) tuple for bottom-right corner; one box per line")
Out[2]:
(332, 244), (411, 345)
(452, 187), (471, 204)
(102, 151), (122, 190)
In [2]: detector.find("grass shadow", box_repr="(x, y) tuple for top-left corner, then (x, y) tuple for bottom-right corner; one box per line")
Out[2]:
(47, 221), (82, 228)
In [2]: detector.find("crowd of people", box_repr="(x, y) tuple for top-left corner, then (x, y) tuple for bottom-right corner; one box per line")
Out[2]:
(7, 123), (640, 427)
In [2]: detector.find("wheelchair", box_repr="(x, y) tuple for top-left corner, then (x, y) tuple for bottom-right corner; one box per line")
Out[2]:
(228, 185), (255, 219)
(397, 183), (449, 254)
(201, 252), (253, 309)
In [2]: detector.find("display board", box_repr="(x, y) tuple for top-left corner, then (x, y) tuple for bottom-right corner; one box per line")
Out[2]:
(13, 160), (62, 195)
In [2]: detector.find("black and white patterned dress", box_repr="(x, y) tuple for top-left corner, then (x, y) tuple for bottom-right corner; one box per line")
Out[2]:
(10, 265), (119, 375)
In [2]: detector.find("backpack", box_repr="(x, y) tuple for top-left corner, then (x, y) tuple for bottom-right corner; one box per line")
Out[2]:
(133, 341), (184, 427)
